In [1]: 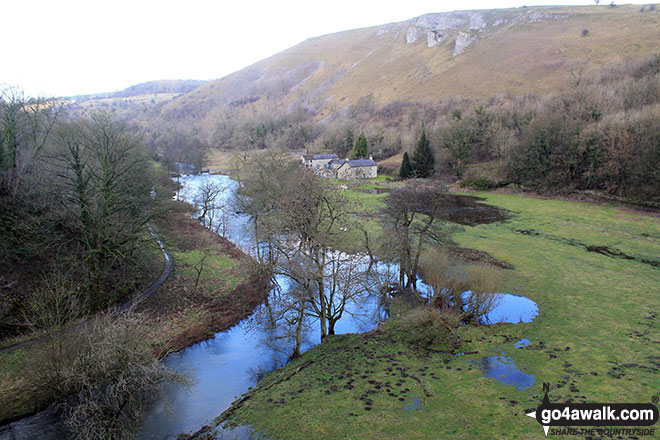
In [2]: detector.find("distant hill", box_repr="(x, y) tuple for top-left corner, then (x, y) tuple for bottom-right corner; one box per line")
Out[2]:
(142, 4), (660, 129)
(66, 79), (208, 122)
(69, 79), (207, 101)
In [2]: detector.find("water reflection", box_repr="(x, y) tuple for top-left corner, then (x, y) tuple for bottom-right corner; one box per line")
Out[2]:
(514, 338), (531, 348)
(404, 398), (422, 411)
(471, 350), (536, 391)
(138, 174), (531, 439)
(481, 294), (538, 324)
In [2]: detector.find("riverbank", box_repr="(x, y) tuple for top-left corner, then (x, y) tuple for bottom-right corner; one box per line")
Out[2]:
(213, 190), (659, 439)
(0, 193), (268, 427)
(140, 198), (269, 356)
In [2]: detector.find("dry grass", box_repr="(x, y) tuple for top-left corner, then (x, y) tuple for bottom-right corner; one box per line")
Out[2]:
(157, 4), (660, 124)
(376, 152), (404, 174)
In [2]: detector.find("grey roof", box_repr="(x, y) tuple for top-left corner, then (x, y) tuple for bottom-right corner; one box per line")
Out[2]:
(348, 159), (377, 167)
(312, 154), (339, 160)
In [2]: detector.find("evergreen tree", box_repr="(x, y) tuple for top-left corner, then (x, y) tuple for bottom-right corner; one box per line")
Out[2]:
(411, 128), (435, 178)
(344, 130), (354, 158)
(353, 132), (368, 159)
(399, 152), (412, 179)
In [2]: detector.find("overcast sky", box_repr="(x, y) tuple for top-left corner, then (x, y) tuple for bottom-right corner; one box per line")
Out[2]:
(1, 0), (648, 97)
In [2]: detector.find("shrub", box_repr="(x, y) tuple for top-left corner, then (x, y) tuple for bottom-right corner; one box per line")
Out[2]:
(462, 177), (499, 190)
(31, 310), (189, 439)
(391, 307), (462, 350)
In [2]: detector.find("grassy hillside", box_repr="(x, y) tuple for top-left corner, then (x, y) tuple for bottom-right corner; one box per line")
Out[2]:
(149, 5), (660, 126)
(68, 79), (207, 122)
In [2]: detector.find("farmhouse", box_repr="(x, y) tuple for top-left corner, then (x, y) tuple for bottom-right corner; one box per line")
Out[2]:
(301, 154), (339, 170)
(299, 153), (378, 180)
(336, 159), (378, 180)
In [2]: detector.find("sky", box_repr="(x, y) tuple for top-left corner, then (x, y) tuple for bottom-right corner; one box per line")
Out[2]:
(0, 0), (649, 97)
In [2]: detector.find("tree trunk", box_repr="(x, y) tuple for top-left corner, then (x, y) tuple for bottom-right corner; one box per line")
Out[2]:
(328, 318), (336, 336)
(292, 301), (305, 359)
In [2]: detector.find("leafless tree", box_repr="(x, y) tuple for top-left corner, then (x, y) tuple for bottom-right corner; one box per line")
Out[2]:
(57, 310), (189, 439)
(236, 155), (376, 350)
(380, 182), (457, 291)
(194, 179), (228, 234)
(49, 112), (154, 307)
(0, 87), (63, 198)
(421, 248), (502, 324)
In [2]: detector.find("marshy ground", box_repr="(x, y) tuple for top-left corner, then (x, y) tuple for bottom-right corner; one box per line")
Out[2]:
(215, 189), (659, 440)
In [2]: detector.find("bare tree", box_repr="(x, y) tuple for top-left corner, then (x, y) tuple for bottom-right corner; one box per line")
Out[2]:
(57, 310), (188, 439)
(421, 248), (502, 324)
(380, 182), (457, 291)
(236, 155), (375, 349)
(194, 179), (227, 234)
(0, 87), (63, 198)
(49, 112), (154, 307)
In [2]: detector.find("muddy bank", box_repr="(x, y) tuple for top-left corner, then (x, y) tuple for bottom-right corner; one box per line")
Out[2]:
(447, 247), (515, 270)
(143, 200), (270, 356)
(426, 194), (510, 226)
(158, 269), (270, 357)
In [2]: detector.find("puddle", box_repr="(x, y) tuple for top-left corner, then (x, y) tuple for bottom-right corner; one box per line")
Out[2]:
(514, 338), (531, 348)
(485, 294), (538, 324)
(471, 351), (535, 391)
(428, 194), (510, 226)
(460, 292), (539, 324)
(404, 398), (422, 411)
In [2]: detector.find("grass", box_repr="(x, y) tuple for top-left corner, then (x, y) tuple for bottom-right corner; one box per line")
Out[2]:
(169, 250), (236, 281)
(204, 150), (240, 173)
(138, 199), (251, 353)
(224, 192), (660, 439)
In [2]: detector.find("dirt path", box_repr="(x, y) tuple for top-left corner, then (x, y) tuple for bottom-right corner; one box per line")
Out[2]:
(0, 224), (174, 355)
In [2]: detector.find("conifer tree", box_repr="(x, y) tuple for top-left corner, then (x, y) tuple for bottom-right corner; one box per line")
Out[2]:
(353, 132), (368, 159)
(399, 152), (412, 179)
(411, 127), (435, 178)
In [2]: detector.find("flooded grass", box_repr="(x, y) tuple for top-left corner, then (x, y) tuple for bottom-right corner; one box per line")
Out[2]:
(470, 350), (536, 391)
(223, 192), (659, 440)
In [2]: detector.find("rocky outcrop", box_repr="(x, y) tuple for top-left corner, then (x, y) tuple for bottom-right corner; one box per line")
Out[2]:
(453, 32), (477, 56)
(427, 30), (449, 48)
(402, 9), (571, 54)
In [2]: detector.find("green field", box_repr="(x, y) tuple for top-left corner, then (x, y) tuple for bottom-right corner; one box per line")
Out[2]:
(223, 192), (660, 439)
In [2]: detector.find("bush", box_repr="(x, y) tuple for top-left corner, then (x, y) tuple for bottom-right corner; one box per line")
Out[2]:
(461, 177), (499, 190)
(31, 310), (189, 439)
(420, 248), (504, 324)
(391, 307), (462, 350)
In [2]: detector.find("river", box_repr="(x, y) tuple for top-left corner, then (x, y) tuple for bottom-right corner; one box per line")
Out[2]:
(137, 174), (538, 439)
(0, 173), (538, 440)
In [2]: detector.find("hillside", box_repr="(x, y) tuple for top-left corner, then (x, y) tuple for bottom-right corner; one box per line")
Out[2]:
(67, 79), (207, 122)
(69, 79), (207, 101)
(144, 4), (660, 128)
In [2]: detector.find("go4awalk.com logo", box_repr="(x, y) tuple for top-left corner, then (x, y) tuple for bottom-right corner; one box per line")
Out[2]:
(525, 383), (659, 437)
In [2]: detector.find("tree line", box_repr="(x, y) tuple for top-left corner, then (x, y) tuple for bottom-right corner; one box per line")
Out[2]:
(0, 88), (182, 438)
(149, 54), (660, 203)
(1, 90), (160, 333)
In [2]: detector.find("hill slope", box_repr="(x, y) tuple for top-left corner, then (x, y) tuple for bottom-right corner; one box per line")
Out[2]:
(148, 4), (660, 126)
